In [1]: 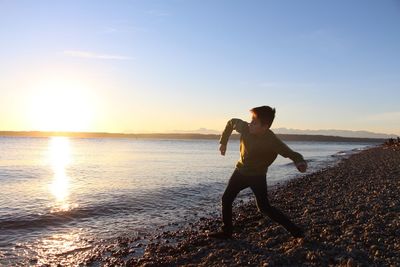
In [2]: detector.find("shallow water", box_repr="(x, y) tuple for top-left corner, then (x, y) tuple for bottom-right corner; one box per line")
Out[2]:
(0, 136), (376, 265)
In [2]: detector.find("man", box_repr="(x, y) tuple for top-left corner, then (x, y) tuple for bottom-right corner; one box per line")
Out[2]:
(209, 106), (307, 239)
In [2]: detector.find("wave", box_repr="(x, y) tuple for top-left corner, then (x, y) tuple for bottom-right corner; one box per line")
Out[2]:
(282, 159), (316, 167)
(332, 146), (370, 158)
(0, 183), (225, 232)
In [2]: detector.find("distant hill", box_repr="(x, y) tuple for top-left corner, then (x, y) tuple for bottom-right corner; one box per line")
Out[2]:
(174, 127), (398, 139)
(0, 131), (386, 143)
(272, 128), (398, 139)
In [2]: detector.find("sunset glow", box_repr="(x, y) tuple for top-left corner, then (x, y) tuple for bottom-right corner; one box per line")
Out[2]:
(0, 1), (399, 135)
(27, 80), (94, 132)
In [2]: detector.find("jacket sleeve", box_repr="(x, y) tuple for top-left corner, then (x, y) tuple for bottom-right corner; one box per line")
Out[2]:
(219, 118), (248, 145)
(272, 134), (305, 164)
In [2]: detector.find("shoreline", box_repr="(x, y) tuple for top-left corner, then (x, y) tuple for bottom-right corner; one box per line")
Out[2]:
(15, 145), (400, 266)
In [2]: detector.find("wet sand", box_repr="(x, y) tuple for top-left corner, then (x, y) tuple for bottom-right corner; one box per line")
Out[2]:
(51, 145), (400, 266)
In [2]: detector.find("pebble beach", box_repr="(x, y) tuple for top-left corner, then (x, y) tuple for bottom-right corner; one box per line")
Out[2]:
(38, 144), (400, 266)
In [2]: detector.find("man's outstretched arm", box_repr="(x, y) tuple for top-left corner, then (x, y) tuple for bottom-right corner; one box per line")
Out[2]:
(219, 118), (248, 156)
(272, 134), (308, 172)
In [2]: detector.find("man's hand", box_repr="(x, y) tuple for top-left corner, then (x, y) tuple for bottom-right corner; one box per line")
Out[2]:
(219, 144), (227, 156)
(295, 161), (307, 173)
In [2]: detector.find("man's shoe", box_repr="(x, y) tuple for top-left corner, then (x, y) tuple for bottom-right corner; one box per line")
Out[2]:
(207, 231), (232, 239)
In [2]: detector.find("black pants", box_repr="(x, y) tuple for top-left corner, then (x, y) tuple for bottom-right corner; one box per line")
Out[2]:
(222, 169), (299, 234)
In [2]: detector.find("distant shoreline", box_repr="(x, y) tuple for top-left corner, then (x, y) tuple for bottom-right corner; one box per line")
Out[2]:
(0, 131), (385, 143)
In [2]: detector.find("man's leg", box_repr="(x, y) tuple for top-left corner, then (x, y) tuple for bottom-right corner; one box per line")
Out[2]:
(250, 176), (304, 238)
(209, 170), (248, 238)
(221, 170), (249, 234)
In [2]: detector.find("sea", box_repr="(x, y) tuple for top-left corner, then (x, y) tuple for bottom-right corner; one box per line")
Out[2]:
(0, 136), (379, 265)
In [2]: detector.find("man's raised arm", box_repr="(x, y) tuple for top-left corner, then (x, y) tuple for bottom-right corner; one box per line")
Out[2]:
(218, 118), (247, 156)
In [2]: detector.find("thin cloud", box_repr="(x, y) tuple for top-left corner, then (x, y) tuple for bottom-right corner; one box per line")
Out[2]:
(259, 81), (317, 89)
(101, 25), (148, 34)
(145, 9), (171, 17)
(64, 50), (133, 60)
(103, 27), (118, 34)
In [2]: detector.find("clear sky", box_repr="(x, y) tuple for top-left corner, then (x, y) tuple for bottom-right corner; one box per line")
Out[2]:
(1, 0), (399, 135)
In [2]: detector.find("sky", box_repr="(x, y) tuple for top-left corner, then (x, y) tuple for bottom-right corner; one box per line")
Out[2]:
(0, 0), (399, 135)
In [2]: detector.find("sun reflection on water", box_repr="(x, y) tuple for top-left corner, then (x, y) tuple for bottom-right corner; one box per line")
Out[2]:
(19, 137), (89, 266)
(25, 230), (93, 266)
(48, 137), (75, 212)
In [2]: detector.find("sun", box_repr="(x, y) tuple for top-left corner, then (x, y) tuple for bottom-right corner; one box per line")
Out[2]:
(27, 79), (95, 132)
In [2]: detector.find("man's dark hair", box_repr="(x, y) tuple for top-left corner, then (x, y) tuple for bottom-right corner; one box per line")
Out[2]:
(250, 106), (276, 127)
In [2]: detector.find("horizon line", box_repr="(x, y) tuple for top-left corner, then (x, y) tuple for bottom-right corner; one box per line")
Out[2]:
(0, 130), (394, 141)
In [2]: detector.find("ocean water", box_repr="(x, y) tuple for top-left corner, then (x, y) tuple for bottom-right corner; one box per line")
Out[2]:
(0, 136), (377, 265)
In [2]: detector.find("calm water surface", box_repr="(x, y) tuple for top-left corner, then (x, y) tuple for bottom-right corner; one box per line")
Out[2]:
(0, 136), (376, 265)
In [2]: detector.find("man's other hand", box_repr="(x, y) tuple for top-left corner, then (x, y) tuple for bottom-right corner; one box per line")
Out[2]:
(219, 144), (227, 156)
(295, 161), (307, 173)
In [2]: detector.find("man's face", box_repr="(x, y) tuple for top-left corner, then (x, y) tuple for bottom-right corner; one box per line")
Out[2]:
(248, 114), (269, 135)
